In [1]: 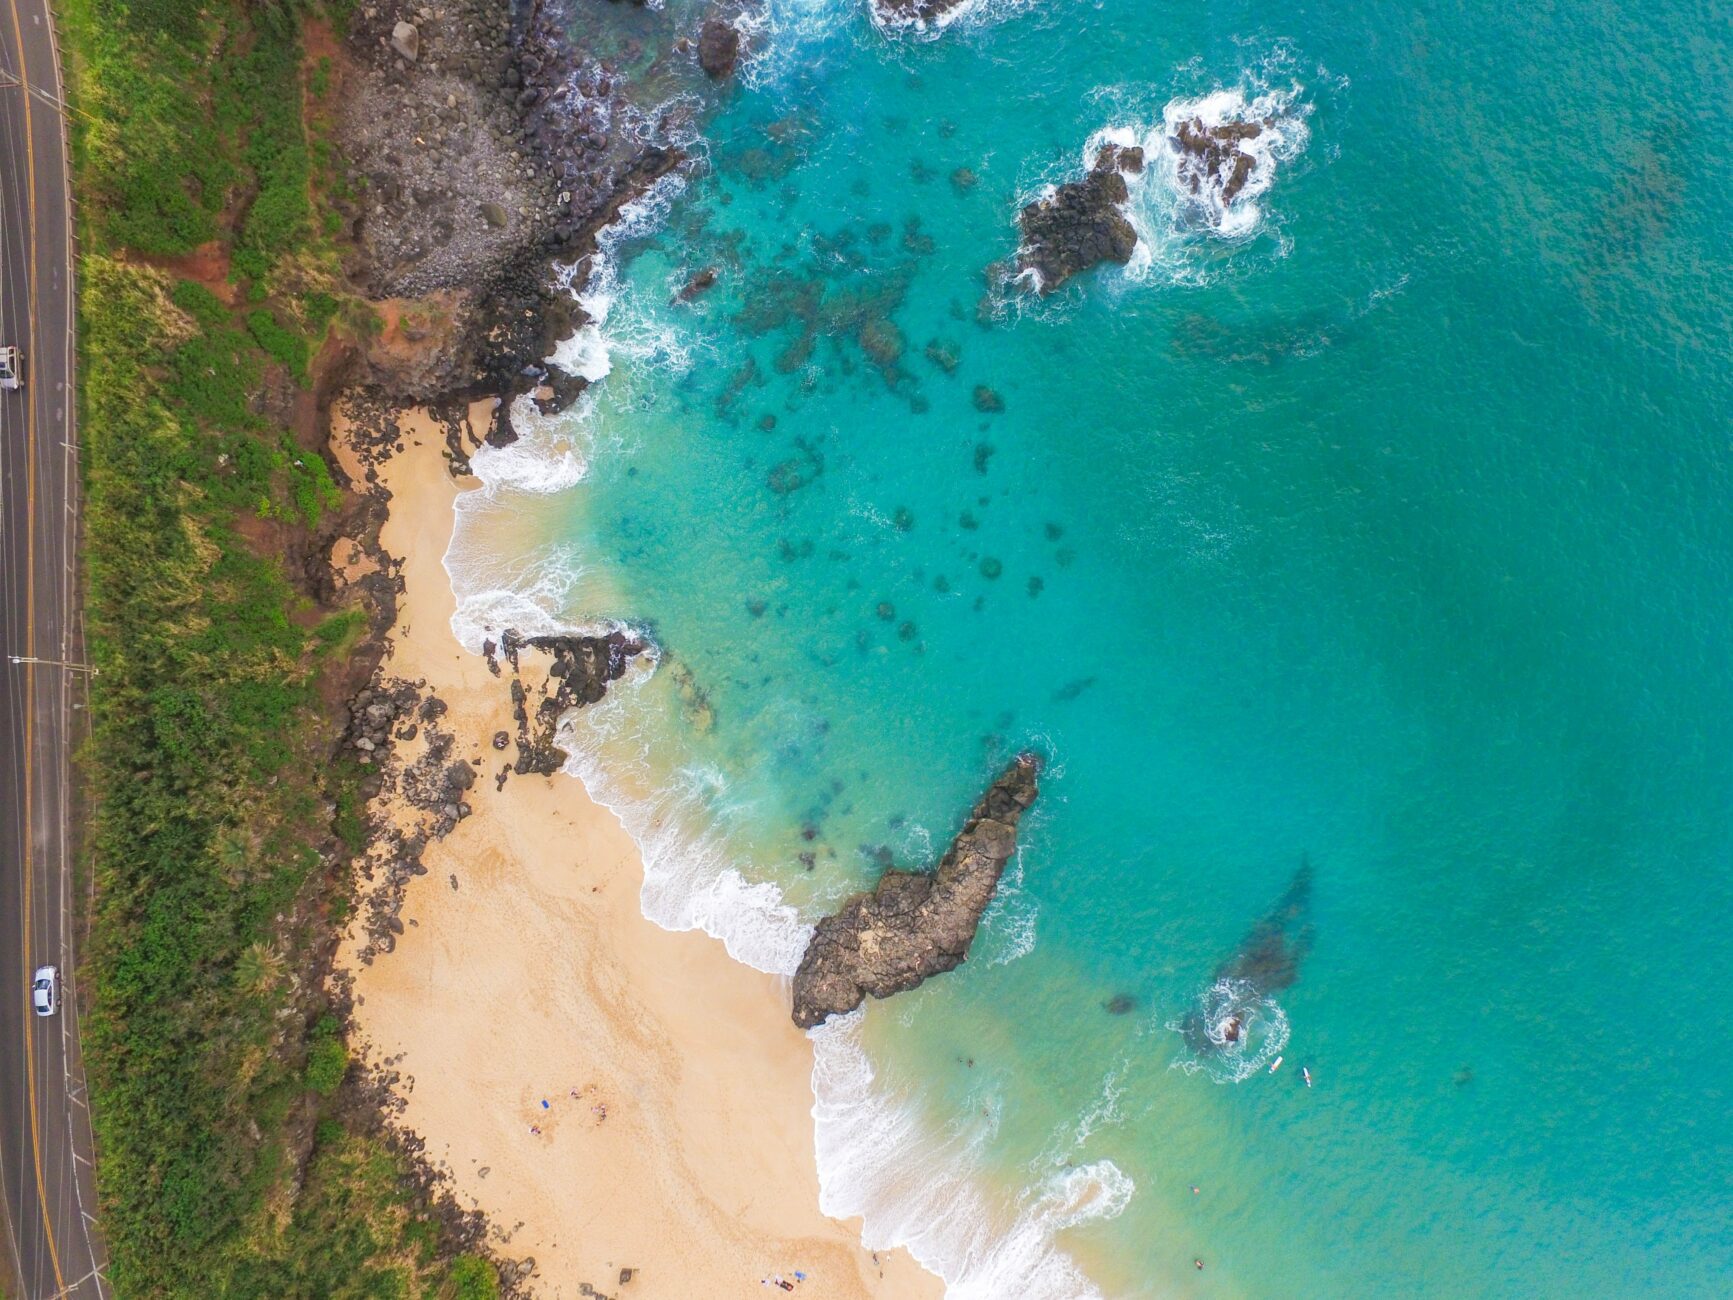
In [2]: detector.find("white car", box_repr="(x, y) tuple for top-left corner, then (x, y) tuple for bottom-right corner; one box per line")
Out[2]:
(0, 346), (21, 391)
(31, 966), (56, 1017)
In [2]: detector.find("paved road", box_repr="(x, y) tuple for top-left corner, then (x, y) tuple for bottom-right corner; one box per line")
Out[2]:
(0, 0), (107, 1294)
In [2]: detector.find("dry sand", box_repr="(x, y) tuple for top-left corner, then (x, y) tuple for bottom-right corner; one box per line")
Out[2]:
(332, 408), (942, 1299)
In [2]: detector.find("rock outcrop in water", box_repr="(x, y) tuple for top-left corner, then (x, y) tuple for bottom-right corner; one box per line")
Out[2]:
(697, 18), (741, 80)
(495, 628), (649, 775)
(1015, 146), (1141, 293)
(872, 0), (973, 26)
(1168, 113), (1273, 213)
(790, 754), (1041, 1029)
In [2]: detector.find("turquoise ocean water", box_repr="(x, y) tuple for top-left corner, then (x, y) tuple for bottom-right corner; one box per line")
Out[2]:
(450, 1), (1733, 1293)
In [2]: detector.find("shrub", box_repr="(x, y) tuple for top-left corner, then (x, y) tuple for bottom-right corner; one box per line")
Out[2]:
(450, 1256), (500, 1300)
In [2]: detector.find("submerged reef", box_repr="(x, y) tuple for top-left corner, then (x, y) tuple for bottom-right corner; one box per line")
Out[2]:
(1015, 145), (1141, 293)
(1182, 858), (1314, 1056)
(791, 754), (1041, 1029)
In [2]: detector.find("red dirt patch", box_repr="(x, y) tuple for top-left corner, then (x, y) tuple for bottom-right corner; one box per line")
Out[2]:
(133, 241), (234, 302)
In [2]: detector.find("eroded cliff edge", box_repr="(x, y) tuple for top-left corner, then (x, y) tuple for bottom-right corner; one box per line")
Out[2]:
(791, 754), (1041, 1029)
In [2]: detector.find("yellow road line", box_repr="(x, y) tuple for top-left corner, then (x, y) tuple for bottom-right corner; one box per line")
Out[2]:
(6, 0), (69, 1290)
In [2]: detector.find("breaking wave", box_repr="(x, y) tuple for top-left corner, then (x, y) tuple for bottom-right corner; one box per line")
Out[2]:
(813, 1011), (1132, 1299)
(868, 0), (1040, 42)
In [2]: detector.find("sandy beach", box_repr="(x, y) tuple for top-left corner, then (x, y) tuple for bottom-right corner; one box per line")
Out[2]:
(331, 407), (942, 1299)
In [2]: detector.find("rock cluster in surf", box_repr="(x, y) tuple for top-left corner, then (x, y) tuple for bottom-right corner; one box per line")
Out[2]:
(1015, 145), (1142, 293)
(488, 627), (650, 775)
(790, 754), (1041, 1029)
(871, 0), (973, 26)
(1168, 112), (1273, 211)
(1181, 858), (1314, 1057)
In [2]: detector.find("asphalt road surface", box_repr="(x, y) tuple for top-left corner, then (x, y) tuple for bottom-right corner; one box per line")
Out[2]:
(0, 0), (107, 1293)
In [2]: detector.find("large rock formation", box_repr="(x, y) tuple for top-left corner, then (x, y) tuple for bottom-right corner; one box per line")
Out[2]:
(791, 754), (1041, 1029)
(1015, 146), (1141, 293)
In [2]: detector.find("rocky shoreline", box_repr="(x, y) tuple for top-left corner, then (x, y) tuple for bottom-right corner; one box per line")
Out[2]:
(332, 0), (696, 424)
(791, 754), (1042, 1029)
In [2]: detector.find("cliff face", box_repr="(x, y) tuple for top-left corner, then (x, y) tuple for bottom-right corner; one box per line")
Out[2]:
(791, 754), (1041, 1029)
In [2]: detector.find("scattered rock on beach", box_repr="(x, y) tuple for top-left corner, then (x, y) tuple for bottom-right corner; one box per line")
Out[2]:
(389, 20), (419, 62)
(500, 628), (649, 775)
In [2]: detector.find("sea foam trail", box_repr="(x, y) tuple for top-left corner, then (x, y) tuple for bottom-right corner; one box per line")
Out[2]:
(442, 106), (1125, 1299)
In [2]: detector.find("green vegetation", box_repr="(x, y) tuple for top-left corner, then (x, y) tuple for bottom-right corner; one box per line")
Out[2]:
(305, 1016), (349, 1095)
(64, 0), (498, 1296)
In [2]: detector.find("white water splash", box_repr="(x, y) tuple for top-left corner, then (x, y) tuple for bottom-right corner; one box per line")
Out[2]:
(812, 1011), (1132, 1299)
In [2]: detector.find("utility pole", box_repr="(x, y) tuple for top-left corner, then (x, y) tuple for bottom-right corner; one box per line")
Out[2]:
(0, 66), (82, 120)
(9, 657), (97, 675)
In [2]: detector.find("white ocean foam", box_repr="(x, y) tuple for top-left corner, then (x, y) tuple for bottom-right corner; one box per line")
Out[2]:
(868, 0), (1038, 42)
(1070, 1065), (1126, 1147)
(557, 687), (815, 974)
(981, 846), (1038, 967)
(1167, 976), (1292, 1084)
(812, 1011), (1131, 1299)
(550, 320), (613, 383)
(737, 0), (863, 90)
(464, 391), (596, 495)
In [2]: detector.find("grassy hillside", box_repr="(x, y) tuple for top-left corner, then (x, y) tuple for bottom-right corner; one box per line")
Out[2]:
(62, 0), (497, 1294)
